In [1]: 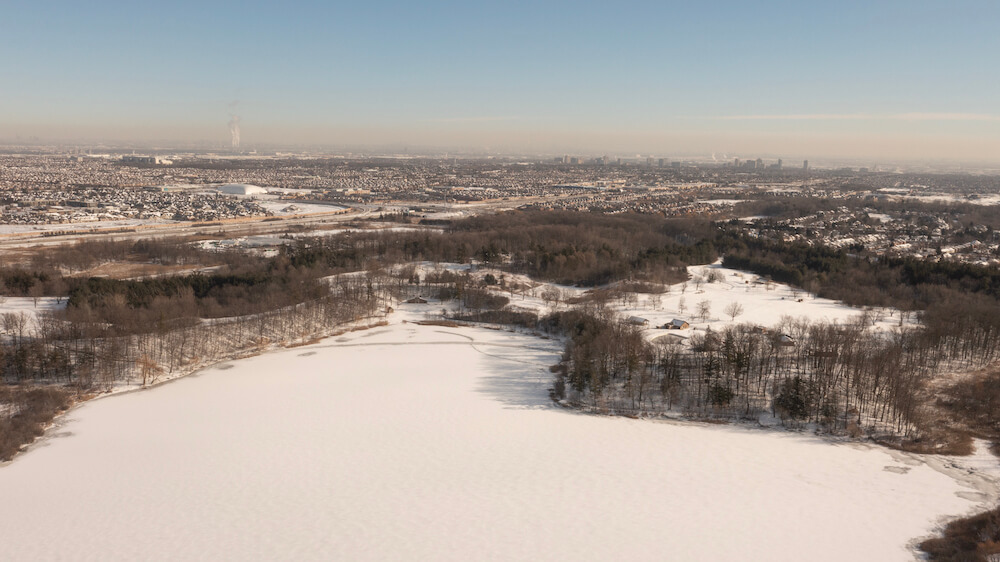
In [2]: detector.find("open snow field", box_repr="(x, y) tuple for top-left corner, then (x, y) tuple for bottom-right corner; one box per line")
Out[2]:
(641, 263), (908, 331)
(0, 296), (67, 321)
(0, 311), (996, 561)
(0, 217), (175, 236)
(443, 262), (911, 341)
(254, 198), (348, 216)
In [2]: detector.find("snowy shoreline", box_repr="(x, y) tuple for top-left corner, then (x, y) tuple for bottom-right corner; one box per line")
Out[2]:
(550, 394), (1000, 549)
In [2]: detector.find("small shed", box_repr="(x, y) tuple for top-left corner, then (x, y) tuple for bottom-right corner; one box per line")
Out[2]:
(778, 334), (796, 347)
(667, 319), (690, 330)
(627, 316), (650, 326)
(405, 296), (428, 304)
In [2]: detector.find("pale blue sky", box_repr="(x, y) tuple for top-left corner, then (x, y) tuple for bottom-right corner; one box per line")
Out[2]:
(2, 0), (998, 159)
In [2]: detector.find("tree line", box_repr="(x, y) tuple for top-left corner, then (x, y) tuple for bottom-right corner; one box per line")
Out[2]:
(285, 211), (718, 286)
(721, 235), (1000, 310)
(0, 275), (383, 387)
(541, 304), (997, 441)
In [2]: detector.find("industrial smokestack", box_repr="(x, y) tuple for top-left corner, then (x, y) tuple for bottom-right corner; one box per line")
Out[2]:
(228, 114), (241, 149)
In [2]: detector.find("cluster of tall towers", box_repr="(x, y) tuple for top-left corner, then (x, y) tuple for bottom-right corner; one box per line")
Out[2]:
(731, 157), (810, 171)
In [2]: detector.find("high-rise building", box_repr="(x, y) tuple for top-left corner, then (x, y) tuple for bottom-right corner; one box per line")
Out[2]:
(803, 160), (809, 170)
(776, 159), (782, 170)
(755, 158), (763, 169)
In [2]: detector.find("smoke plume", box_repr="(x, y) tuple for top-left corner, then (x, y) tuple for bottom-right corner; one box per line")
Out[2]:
(228, 114), (240, 149)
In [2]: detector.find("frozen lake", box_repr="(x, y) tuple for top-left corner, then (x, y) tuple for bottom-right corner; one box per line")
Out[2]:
(0, 320), (990, 561)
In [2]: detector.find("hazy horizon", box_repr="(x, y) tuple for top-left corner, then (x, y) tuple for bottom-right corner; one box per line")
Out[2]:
(3, 1), (999, 164)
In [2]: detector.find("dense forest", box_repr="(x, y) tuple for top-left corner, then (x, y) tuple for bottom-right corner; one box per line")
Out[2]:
(721, 236), (1000, 310)
(281, 211), (718, 286)
(546, 304), (997, 439)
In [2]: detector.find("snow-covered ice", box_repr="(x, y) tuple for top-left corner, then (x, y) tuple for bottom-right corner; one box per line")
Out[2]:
(0, 314), (993, 561)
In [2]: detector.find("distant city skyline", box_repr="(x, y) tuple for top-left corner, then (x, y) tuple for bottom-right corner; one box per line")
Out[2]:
(2, 1), (999, 162)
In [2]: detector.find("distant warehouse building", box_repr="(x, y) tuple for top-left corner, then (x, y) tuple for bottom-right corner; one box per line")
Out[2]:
(218, 183), (267, 196)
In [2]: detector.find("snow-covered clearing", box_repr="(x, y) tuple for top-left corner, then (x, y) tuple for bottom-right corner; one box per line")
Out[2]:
(695, 198), (742, 205)
(0, 296), (66, 322)
(901, 193), (1000, 206)
(0, 307), (995, 561)
(439, 262), (907, 342)
(0, 217), (175, 236)
(293, 225), (439, 237)
(196, 226), (440, 254)
(254, 199), (348, 215)
(632, 263), (907, 334)
(215, 187), (348, 215)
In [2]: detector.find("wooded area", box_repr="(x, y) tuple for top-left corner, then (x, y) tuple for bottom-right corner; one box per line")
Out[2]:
(546, 306), (996, 440)
(2, 210), (999, 451)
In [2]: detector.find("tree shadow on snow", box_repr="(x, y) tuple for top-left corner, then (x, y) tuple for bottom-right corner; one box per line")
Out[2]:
(472, 344), (559, 410)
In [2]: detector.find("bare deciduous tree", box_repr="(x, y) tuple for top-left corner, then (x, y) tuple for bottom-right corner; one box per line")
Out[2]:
(541, 287), (562, 309)
(697, 300), (712, 321)
(648, 293), (662, 311)
(724, 302), (744, 321)
(138, 354), (163, 387)
(624, 291), (639, 309)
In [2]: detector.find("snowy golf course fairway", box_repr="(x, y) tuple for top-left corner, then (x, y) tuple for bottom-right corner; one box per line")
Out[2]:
(0, 320), (990, 561)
